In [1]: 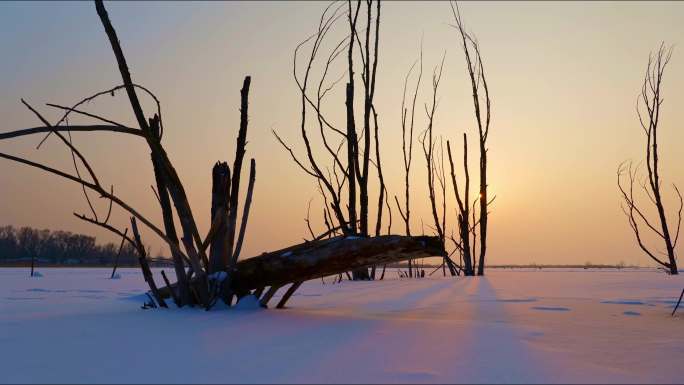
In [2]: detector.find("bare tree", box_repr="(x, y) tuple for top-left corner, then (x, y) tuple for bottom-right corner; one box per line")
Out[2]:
(419, 55), (458, 277)
(274, 0), (385, 281)
(395, 43), (423, 277)
(618, 43), (680, 275)
(450, 1), (493, 276)
(447, 135), (474, 276)
(350, 0), (382, 280)
(421, 55), (446, 242)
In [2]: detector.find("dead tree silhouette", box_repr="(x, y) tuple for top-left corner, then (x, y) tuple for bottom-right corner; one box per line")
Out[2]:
(419, 55), (459, 277)
(447, 136), (474, 276)
(0, 0), (443, 309)
(274, 0), (399, 281)
(395, 42), (423, 278)
(618, 43), (680, 275)
(450, 1), (494, 276)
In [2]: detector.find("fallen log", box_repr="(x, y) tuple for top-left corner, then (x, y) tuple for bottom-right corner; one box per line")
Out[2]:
(230, 235), (444, 292)
(159, 235), (444, 302)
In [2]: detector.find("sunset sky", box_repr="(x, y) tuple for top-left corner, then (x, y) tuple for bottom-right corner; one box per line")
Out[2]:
(2, 1), (684, 266)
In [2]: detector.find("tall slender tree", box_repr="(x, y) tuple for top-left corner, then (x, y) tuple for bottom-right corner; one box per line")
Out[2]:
(618, 43), (680, 275)
(450, 1), (493, 275)
(395, 43), (423, 277)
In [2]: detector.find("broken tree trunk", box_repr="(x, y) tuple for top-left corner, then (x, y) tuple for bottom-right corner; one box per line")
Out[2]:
(209, 161), (230, 273)
(225, 76), (251, 265)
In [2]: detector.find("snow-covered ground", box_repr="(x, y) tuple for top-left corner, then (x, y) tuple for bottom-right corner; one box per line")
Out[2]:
(1, 267), (682, 384)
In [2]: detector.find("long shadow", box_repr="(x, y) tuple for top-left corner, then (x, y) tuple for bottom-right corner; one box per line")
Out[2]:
(449, 277), (554, 384)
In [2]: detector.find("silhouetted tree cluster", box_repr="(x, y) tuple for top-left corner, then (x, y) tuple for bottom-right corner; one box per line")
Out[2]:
(0, 225), (140, 265)
(0, 0), (444, 310)
(274, 0), (387, 280)
(445, 1), (495, 276)
(276, 1), (496, 280)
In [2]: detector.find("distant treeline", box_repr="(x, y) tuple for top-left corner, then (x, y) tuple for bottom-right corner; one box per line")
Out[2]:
(489, 263), (638, 269)
(388, 262), (639, 270)
(0, 225), (153, 266)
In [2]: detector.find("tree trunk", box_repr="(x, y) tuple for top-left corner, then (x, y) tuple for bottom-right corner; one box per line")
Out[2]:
(345, 83), (358, 236)
(654, 196), (678, 275)
(229, 235), (442, 292)
(159, 235), (444, 300)
(209, 162), (230, 273)
(150, 150), (191, 305)
(226, 76), (251, 265)
(477, 148), (487, 276)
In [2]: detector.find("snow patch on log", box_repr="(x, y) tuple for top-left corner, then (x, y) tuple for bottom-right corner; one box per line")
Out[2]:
(234, 294), (263, 311)
(208, 271), (228, 282)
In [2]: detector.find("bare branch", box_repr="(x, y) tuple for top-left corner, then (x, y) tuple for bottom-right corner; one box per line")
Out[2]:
(232, 158), (257, 262)
(45, 103), (127, 128)
(0, 124), (144, 142)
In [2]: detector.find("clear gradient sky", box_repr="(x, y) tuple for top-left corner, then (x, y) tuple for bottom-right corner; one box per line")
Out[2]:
(2, 1), (684, 266)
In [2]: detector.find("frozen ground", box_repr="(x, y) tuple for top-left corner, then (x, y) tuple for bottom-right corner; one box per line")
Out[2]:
(1, 267), (682, 384)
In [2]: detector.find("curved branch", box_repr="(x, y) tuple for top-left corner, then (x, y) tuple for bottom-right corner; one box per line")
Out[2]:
(0, 125), (145, 141)
(272, 130), (318, 178)
(617, 162), (670, 267)
(618, 162), (665, 238)
(74, 212), (136, 249)
(37, 83), (162, 148)
(46, 103), (127, 128)
(21, 99), (101, 187)
(673, 183), (683, 248)
(67, 130), (98, 221)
